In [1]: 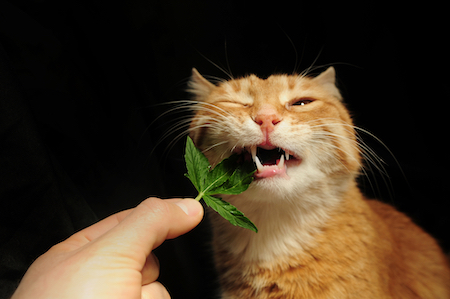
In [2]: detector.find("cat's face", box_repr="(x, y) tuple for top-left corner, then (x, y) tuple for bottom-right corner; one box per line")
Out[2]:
(188, 67), (361, 200)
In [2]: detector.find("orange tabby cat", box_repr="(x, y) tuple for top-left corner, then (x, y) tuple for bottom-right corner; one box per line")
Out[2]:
(187, 67), (450, 298)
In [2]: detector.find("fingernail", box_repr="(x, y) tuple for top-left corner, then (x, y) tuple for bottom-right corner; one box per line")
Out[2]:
(175, 199), (203, 216)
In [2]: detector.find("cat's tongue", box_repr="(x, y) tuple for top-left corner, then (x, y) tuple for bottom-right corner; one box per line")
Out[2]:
(255, 164), (288, 179)
(251, 147), (289, 179)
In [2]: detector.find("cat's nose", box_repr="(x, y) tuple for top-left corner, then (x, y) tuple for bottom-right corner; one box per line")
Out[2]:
(254, 108), (282, 143)
(254, 105), (282, 144)
(254, 114), (281, 128)
(254, 112), (281, 148)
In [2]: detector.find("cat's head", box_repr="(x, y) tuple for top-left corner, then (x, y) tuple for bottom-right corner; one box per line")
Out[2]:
(188, 67), (361, 200)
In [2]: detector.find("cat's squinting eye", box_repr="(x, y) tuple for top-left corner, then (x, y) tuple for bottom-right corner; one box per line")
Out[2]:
(217, 101), (250, 108)
(292, 98), (315, 106)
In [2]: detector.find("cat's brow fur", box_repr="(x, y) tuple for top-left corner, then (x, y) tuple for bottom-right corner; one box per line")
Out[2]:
(188, 67), (450, 298)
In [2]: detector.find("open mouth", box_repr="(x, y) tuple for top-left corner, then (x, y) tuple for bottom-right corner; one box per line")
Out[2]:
(243, 146), (301, 179)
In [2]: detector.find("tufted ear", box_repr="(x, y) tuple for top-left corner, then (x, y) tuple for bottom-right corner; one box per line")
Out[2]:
(312, 67), (342, 100)
(187, 68), (216, 101)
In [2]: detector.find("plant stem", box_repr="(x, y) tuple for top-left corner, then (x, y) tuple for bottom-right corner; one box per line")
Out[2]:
(194, 192), (203, 201)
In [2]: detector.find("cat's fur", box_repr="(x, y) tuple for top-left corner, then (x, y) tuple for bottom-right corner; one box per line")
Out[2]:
(187, 67), (450, 298)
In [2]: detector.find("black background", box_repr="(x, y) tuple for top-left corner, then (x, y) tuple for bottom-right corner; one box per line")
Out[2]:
(0, 0), (448, 298)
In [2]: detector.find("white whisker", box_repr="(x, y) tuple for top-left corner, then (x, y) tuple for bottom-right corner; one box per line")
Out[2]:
(303, 117), (402, 200)
(194, 50), (234, 80)
(202, 141), (229, 154)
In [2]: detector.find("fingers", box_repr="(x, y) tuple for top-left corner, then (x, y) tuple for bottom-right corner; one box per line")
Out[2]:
(110, 197), (203, 252)
(57, 197), (203, 255)
(83, 197), (203, 264)
(141, 281), (171, 299)
(141, 252), (160, 285)
(58, 209), (133, 251)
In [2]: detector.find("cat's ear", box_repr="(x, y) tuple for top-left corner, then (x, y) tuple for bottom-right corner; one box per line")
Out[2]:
(313, 66), (336, 85)
(188, 68), (216, 101)
(312, 67), (342, 100)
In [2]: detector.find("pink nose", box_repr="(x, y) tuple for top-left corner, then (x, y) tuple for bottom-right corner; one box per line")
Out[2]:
(254, 114), (281, 129)
(254, 111), (281, 147)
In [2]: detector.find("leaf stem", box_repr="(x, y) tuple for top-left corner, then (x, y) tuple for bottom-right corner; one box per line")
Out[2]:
(194, 192), (203, 201)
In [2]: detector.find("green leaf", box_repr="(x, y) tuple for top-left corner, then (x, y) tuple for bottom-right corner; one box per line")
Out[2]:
(203, 195), (258, 233)
(184, 136), (258, 232)
(212, 157), (256, 195)
(203, 160), (234, 195)
(184, 136), (210, 191)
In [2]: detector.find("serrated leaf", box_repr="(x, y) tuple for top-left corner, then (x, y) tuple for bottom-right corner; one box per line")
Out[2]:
(184, 136), (258, 232)
(203, 194), (258, 233)
(204, 154), (242, 194)
(203, 161), (234, 194)
(184, 136), (210, 191)
(212, 159), (256, 194)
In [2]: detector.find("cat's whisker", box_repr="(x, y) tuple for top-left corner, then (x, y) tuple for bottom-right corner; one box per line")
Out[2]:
(311, 125), (391, 179)
(143, 98), (234, 162)
(204, 75), (229, 85)
(223, 39), (234, 79)
(299, 47), (325, 79)
(194, 50), (234, 80)
(307, 133), (387, 200)
(191, 114), (236, 132)
(307, 119), (400, 200)
(307, 119), (394, 167)
(139, 101), (194, 141)
(190, 102), (236, 121)
(305, 122), (386, 189)
(148, 118), (192, 160)
(201, 141), (229, 154)
(309, 136), (360, 173)
(162, 129), (192, 158)
(230, 141), (242, 154)
(161, 120), (227, 158)
(157, 98), (233, 121)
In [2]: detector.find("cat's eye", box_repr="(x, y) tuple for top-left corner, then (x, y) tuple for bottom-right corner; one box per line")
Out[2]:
(292, 98), (315, 106)
(217, 101), (250, 108)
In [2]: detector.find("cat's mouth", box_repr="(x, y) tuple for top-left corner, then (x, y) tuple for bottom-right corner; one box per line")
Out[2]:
(243, 146), (301, 179)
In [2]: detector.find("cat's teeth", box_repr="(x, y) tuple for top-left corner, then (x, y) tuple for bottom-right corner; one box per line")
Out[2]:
(254, 155), (264, 172)
(285, 152), (290, 161)
(278, 153), (285, 169)
(250, 146), (264, 172)
(251, 146), (257, 160)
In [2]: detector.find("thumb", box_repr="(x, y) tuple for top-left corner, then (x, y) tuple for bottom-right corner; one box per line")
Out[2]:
(97, 198), (204, 256)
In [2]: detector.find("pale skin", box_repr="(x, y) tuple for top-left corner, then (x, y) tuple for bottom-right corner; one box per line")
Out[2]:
(11, 197), (204, 299)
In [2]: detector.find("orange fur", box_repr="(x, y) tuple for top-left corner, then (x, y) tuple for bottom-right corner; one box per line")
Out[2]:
(188, 67), (450, 298)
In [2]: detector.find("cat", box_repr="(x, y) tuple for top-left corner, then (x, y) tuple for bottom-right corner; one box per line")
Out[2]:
(187, 67), (450, 298)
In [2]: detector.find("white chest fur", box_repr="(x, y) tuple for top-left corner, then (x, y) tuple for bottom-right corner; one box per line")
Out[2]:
(211, 180), (346, 263)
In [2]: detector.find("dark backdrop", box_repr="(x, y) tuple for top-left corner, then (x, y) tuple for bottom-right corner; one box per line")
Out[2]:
(0, 1), (448, 298)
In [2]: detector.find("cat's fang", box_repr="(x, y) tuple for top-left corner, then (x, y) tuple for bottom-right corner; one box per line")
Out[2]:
(278, 154), (285, 169)
(251, 146), (257, 161)
(249, 146), (289, 178)
(254, 156), (264, 172)
(250, 146), (264, 172)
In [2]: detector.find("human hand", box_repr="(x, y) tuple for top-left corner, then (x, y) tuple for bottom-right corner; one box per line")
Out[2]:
(11, 197), (204, 299)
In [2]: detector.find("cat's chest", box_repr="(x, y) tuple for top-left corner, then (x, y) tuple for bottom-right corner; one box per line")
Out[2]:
(215, 245), (384, 299)
(210, 204), (327, 264)
(213, 221), (386, 299)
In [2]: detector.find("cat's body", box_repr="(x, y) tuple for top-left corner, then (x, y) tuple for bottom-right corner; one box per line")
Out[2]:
(187, 67), (450, 298)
